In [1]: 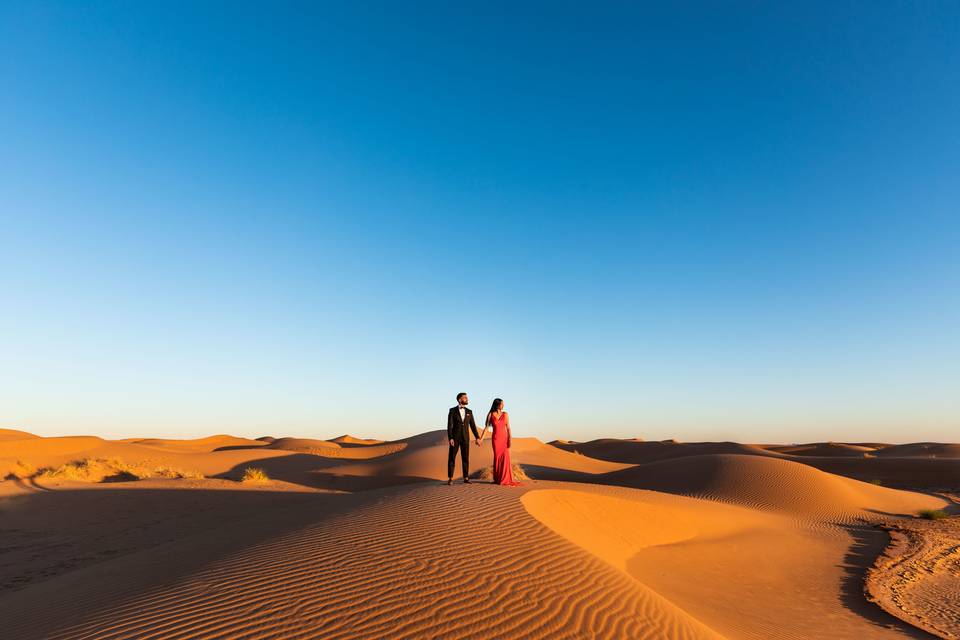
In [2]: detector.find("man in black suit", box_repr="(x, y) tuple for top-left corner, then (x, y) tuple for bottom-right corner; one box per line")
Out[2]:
(447, 392), (481, 485)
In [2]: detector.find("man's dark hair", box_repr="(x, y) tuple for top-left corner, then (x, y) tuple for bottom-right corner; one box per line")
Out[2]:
(456, 392), (467, 402)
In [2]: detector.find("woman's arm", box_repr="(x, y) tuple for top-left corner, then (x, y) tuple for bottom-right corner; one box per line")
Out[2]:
(479, 412), (491, 443)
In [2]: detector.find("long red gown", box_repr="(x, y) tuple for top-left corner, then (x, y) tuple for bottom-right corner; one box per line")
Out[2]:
(490, 412), (521, 486)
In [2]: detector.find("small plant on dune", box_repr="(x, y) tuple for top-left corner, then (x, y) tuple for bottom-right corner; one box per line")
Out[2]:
(473, 464), (529, 482)
(152, 465), (205, 480)
(868, 479), (883, 486)
(918, 509), (948, 521)
(241, 467), (270, 483)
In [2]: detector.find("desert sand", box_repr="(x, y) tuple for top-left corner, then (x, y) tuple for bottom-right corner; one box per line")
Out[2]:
(1, 427), (957, 639)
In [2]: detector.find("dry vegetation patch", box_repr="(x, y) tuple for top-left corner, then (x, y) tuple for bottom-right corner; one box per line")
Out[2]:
(18, 457), (204, 483)
(472, 463), (529, 482)
(241, 467), (270, 483)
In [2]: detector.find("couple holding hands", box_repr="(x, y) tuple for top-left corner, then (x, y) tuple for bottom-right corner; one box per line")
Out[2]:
(446, 392), (521, 487)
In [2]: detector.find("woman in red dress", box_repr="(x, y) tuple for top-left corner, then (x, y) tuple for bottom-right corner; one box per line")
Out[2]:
(479, 398), (521, 486)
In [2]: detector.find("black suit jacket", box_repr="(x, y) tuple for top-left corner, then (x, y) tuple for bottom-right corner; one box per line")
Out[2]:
(447, 406), (480, 442)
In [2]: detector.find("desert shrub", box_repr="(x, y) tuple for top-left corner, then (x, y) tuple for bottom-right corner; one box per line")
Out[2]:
(472, 463), (529, 482)
(6, 459), (36, 479)
(102, 470), (142, 482)
(868, 479), (883, 486)
(38, 458), (143, 482)
(241, 467), (270, 483)
(918, 509), (948, 520)
(152, 465), (205, 479)
(35, 458), (204, 482)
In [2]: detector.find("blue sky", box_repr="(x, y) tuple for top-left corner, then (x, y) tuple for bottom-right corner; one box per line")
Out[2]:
(1, 2), (958, 442)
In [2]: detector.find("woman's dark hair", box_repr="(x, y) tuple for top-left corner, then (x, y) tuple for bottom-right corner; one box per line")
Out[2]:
(489, 398), (503, 413)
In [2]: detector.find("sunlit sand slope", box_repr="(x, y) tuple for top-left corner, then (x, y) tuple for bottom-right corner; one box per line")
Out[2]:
(2, 483), (724, 640)
(523, 485), (939, 640)
(601, 453), (946, 520)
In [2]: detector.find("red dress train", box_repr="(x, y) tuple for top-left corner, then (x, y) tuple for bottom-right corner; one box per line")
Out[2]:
(490, 412), (521, 486)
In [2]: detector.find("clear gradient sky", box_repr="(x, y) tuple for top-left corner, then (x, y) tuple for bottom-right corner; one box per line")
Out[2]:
(1, 2), (958, 443)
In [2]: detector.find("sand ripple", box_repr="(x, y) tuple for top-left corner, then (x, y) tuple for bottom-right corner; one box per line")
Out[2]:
(29, 484), (722, 640)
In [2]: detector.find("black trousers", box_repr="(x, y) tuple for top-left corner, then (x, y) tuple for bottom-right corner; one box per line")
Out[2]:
(448, 438), (470, 479)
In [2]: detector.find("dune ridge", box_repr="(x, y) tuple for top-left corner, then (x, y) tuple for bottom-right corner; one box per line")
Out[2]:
(602, 453), (946, 521)
(0, 428), (39, 441)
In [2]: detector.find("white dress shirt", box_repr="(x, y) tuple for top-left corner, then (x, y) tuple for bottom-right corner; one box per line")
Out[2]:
(458, 405), (466, 422)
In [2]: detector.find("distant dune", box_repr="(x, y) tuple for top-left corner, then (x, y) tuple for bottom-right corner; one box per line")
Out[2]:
(0, 428), (39, 441)
(873, 442), (960, 458)
(265, 437), (341, 451)
(1, 428), (956, 639)
(331, 435), (385, 445)
(551, 438), (785, 464)
(123, 435), (269, 452)
(766, 442), (877, 457)
(601, 453), (944, 520)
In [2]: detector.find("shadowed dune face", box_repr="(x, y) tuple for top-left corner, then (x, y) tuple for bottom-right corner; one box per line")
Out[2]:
(265, 437), (341, 451)
(768, 443), (877, 457)
(550, 438), (785, 464)
(873, 442), (960, 458)
(0, 484), (329, 595)
(549, 438), (960, 490)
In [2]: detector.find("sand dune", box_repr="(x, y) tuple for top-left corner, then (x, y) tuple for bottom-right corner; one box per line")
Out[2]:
(3, 479), (942, 640)
(873, 442), (960, 458)
(768, 442), (877, 457)
(331, 435), (385, 445)
(0, 434), (331, 482)
(601, 453), (946, 520)
(797, 456), (960, 490)
(0, 428), (39, 441)
(122, 435), (269, 452)
(521, 485), (935, 639)
(265, 436), (342, 451)
(312, 430), (631, 489)
(551, 438), (784, 464)
(2, 429), (956, 639)
(2, 483), (727, 640)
